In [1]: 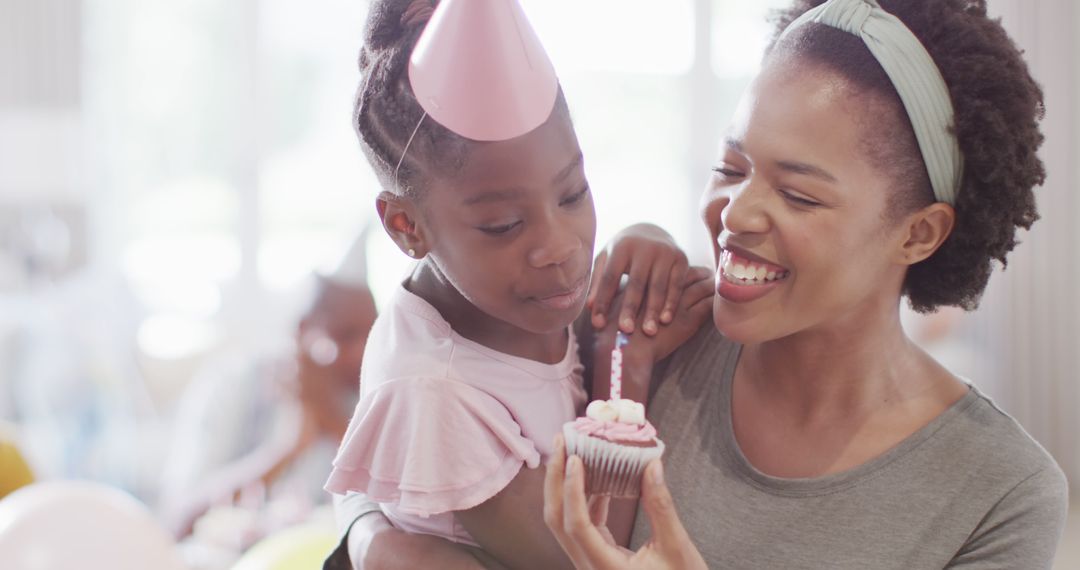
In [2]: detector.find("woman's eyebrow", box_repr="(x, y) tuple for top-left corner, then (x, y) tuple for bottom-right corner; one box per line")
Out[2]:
(774, 160), (838, 183)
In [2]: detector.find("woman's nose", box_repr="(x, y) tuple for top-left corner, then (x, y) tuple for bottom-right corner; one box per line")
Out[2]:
(719, 183), (770, 236)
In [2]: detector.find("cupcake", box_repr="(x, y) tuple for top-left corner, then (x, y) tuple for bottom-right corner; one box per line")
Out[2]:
(562, 398), (664, 498)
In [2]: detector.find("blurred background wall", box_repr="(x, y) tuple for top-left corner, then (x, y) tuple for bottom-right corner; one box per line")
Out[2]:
(0, 0), (1076, 519)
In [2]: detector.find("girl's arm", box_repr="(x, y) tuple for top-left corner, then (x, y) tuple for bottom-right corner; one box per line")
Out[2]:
(331, 493), (499, 570)
(455, 465), (574, 569)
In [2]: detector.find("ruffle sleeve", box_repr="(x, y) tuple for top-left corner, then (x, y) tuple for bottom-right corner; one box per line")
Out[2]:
(324, 376), (540, 518)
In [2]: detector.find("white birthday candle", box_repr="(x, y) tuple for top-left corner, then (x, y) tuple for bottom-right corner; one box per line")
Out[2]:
(610, 331), (629, 400)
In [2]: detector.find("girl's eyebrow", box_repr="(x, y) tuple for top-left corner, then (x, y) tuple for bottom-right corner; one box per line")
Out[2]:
(462, 188), (524, 206)
(461, 153), (585, 206)
(552, 153), (583, 185)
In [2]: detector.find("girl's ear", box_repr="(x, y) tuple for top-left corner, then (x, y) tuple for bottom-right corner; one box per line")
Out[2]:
(894, 202), (956, 266)
(376, 191), (429, 259)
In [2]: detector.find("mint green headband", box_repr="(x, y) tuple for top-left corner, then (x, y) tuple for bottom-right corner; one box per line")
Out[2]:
(780, 0), (963, 205)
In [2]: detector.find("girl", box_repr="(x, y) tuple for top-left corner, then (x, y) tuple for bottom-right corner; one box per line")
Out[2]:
(323, 1), (712, 568)
(547, 0), (1068, 568)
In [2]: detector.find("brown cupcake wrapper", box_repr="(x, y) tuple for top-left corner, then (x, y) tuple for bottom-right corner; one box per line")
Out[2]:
(562, 422), (666, 498)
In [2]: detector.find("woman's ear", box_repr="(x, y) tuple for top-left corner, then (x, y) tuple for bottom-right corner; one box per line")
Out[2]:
(895, 202), (955, 266)
(376, 191), (429, 259)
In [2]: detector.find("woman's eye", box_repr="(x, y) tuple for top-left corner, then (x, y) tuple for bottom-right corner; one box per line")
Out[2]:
(779, 189), (821, 208)
(560, 185), (590, 207)
(477, 221), (521, 235)
(711, 166), (744, 179)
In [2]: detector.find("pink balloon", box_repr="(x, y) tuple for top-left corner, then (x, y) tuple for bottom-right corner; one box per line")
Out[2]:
(409, 0), (559, 141)
(0, 481), (188, 570)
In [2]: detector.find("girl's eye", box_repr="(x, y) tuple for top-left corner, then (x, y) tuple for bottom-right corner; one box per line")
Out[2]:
(477, 221), (522, 235)
(711, 166), (745, 179)
(779, 189), (821, 208)
(560, 185), (590, 207)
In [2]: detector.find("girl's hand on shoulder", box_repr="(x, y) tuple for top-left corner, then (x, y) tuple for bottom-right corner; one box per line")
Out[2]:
(587, 224), (689, 336)
(589, 266), (714, 402)
(544, 435), (708, 570)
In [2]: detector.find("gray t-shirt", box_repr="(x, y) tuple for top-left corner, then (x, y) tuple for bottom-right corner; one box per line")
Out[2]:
(631, 325), (1068, 569)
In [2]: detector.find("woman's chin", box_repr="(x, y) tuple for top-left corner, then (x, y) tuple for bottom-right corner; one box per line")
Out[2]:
(711, 299), (773, 345)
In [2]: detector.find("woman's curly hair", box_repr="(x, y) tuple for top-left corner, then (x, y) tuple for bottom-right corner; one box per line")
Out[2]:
(354, 0), (568, 199)
(767, 0), (1045, 312)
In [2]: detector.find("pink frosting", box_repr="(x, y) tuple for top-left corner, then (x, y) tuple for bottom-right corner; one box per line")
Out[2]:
(573, 417), (657, 443)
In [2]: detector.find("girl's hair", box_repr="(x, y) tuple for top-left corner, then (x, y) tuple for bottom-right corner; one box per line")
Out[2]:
(767, 0), (1045, 312)
(354, 0), (568, 198)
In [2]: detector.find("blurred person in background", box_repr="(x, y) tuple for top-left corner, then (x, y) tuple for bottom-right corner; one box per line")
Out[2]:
(160, 233), (377, 547)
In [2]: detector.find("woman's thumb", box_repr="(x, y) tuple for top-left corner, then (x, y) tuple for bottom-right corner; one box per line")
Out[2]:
(641, 460), (687, 545)
(642, 460), (707, 568)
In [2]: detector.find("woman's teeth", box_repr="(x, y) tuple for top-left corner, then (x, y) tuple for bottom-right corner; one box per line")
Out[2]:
(721, 254), (789, 285)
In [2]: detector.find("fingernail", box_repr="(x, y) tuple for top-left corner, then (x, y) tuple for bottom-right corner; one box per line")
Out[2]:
(650, 461), (664, 485)
(566, 455), (579, 476)
(661, 310), (673, 323)
(644, 320), (657, 335)
(592, 313), (606, 328)
(621, 317), (634, 332)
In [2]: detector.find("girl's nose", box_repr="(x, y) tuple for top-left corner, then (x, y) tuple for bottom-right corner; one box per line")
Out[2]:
(527, 219), (581, 269)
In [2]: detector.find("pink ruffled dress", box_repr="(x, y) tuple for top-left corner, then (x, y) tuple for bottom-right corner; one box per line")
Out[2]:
(325, 285), (587, 545)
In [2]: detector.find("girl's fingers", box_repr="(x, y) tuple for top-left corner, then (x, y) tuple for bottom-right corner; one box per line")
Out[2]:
(683, 268), (717, 307)
(658, 256), (689, 326)
(641, 257), (676, 336)
(617, 260), (651, 334)
(586, 251), (608, 311)
(590, 249), (627, 329)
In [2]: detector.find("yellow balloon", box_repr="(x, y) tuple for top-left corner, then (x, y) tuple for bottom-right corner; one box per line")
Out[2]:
(0, 438), (35, 500)
(231, 524), (337, 570)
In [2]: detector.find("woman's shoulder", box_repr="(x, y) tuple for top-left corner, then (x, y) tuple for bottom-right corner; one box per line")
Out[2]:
(951, 387), (1066, 484)
(936, 387), (1069, 565)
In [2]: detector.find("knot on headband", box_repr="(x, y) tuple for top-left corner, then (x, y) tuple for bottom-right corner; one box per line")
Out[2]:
(782, 0), (963, 205)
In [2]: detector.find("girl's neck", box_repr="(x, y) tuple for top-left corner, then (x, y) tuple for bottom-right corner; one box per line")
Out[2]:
(739, 302), (943, 423)
(405, 261), (569, 364)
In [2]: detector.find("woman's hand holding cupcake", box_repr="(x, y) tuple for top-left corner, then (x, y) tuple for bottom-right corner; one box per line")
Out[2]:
(544, 435), (707, 570)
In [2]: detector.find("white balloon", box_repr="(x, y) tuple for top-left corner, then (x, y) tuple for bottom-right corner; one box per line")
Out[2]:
(0, 481), (189, 570)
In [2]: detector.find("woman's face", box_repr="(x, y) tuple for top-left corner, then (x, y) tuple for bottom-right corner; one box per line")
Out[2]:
(701, 58), (911, 344)
(419, 112), (597, 335)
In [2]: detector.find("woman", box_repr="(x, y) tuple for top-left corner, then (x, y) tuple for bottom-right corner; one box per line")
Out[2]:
(339, 0), (1067, 567)
(545, 0), (1067, 568)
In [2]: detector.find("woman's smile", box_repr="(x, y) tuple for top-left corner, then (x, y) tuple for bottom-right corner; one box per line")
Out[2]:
(715, 246), (790, 304)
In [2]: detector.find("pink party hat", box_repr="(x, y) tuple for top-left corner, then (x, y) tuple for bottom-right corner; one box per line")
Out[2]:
(408, 0), (559, 142)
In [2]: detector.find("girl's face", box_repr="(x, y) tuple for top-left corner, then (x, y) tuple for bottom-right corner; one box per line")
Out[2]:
(419, 113), (596, 335)
(701, 59), (912, 344)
